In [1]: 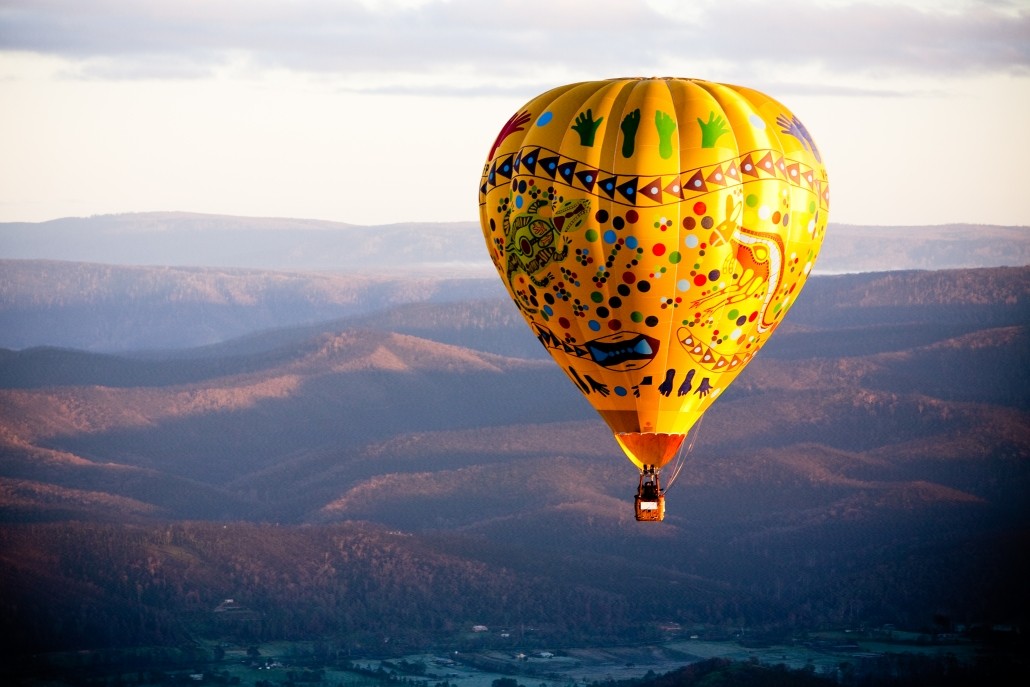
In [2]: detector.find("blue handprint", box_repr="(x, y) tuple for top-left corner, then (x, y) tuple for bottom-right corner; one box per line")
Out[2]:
(777, 113), (822, 163)
(677, 369), (695, 397)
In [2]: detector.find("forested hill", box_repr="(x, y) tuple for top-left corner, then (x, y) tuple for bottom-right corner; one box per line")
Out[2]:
(0, 265), (1027, 663)
(2, 260), (1027, 352)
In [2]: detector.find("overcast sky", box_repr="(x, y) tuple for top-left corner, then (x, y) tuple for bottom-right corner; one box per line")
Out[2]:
(1, 0), (1028, 226)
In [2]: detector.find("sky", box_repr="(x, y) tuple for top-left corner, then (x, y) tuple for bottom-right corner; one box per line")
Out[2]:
(1, 0), (1028, 227)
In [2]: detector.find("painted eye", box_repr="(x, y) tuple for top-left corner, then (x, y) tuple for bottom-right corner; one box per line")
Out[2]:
(520, 237), (533, 254)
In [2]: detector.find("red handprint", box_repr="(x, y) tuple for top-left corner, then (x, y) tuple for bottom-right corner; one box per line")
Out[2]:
(489, 110), (532, 160)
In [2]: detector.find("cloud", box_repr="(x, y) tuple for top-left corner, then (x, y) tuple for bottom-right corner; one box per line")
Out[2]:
(697, 0), (1030, 76)
(1, 0), (1027, 86)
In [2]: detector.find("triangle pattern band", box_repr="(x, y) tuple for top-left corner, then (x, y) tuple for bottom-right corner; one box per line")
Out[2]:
(481, 146), (828, 211)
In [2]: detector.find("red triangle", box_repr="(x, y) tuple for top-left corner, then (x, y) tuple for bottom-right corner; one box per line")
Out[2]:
(706, 166), (728, 186)
(638, 178), (664, 202)
(740, 154), (759, 177)
(724, 161), (740, 181)
(663, 176), (684, 199)
(785, 162), (800, 184)
(684, 169), (707, 193)
(756, 152), (776, 176)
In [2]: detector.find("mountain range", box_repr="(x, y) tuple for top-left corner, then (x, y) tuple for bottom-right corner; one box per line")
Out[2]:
(2, 211), (1027, 273)
(1, 259), (1028, 658)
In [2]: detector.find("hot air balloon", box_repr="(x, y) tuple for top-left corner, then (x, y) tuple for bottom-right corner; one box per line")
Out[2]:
(478, 78), (829, 521)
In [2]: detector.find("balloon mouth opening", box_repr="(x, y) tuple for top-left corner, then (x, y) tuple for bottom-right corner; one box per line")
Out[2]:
(615, 432), (687, 470)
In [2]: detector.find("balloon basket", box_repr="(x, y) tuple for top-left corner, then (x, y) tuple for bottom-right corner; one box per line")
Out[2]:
(634, 469), (665, 522)
(634, 493), (665, 522)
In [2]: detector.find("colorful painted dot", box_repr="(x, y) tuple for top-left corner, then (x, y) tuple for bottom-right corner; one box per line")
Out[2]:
(603, 229), (617, 244)
(536, 111), (553, 126)
(652, 243), (666, 256)
(685, 234), (699, 248)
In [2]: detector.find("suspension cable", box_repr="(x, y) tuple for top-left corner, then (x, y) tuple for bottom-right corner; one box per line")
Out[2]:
(662, 414), (705, 492)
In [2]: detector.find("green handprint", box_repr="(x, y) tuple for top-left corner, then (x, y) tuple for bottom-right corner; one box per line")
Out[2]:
(620, 108), (641, 158)
(697, 111), (730, 148)
(655, 110), (676, 159)
(572, 109), (603, 147)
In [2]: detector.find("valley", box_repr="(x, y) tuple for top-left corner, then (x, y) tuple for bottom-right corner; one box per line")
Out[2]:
(0, 263), (1027, 685)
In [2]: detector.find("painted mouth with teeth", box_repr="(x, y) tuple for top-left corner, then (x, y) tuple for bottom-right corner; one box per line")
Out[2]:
(586, 332), (660, 370)
(535, 325), (660, 371)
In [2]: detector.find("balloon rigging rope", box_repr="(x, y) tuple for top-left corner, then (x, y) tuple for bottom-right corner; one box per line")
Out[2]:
(663, 414), (704, 493)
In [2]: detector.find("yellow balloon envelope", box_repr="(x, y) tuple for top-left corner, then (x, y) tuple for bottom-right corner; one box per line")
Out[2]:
(478, 78), (829, 489)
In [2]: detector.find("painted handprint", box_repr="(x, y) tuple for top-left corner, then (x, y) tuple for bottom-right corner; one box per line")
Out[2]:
(621, 108), (641, 158)
(658, 368), (676, 397)
(697, 111), (730, 149)
(567, 365), (610, 397)
(586, 374), (610, 396)
(659, 368), (712, 398)
(777, 113), (822, 162)
(489, 110), (531, 159)
(655, 110), (676, 159)
(678, 369), (695, 397)
(572, 109), (603, 147)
